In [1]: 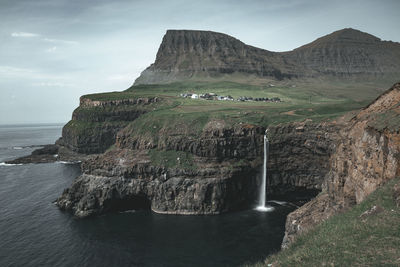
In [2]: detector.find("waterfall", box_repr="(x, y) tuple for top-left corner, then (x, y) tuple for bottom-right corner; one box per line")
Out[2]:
(256, 130), (274, 212)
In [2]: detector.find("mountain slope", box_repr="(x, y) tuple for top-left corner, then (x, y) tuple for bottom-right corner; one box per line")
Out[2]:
(135, 30), (301, 84)
(284, 28), (400, 75)
(134, 28), (400, 84)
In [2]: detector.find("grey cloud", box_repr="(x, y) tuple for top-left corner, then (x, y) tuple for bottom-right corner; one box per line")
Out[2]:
(0, 0), (399, 124)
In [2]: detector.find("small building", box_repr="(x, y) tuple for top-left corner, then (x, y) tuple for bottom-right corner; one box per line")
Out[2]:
(191, 94), (199, 99)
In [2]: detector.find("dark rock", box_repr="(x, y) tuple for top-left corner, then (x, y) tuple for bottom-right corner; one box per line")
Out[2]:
(5, 144), (90, 164)
(6, 144), (59, 164)
(56, 149), (259, 217)
(60, 97), (159, 154)
(267, 121), (341, 196)
(56, 119), (339, 217)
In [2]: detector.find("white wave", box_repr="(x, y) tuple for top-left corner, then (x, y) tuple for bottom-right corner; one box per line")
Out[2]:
(12, 146), (23, 150)
(0, 162), (23, 166)
(268, 200), (288, 206)
(120, 209), (136, 214)
(57, 160), (81, 165)
(255, 205), (275, 212)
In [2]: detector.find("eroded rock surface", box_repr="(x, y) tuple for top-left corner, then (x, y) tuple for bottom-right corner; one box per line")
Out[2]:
(282, 82), (400, 248)
(56, 117), (339, 217)
(267, 121), (340, 197)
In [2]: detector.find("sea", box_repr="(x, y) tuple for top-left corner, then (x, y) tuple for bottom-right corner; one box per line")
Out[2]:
(0, 124), (294, 267)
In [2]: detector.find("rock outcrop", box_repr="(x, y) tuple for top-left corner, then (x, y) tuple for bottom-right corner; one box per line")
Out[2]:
(56, 123), (265, 217)
(5, 144), (59, 164)
(58, 96), (159, 154)
(282, 82), (400, 248)
(267, 121), (340, 198)
(135, 29), (400, 84)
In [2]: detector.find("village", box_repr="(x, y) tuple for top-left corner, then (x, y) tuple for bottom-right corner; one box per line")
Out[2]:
(179, 92), (282, 102)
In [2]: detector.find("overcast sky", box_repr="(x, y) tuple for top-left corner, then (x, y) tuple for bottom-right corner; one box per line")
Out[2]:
(0, 0), (399, 124)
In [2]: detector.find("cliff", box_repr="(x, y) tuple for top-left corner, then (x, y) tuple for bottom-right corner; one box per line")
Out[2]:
(56, 96), (339, 217)
(282, 82), (400, 248)
(56, 95), (159, 154)
(135, 28), (400, 84)
(267, 121), (340, 198)
(56, 122), (265, 217)
(52, 28), (399, 232)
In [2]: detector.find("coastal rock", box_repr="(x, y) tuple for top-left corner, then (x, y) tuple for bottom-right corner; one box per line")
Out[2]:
(267, 121), (340, 198)
(59, 96), (160, 154)
(56, 149), (259, 216)
(5, 144), (92, 164)
(118, 121), (265, 160)
(56, 118), (338, 217)
(281, 193), (335, 249)
(6, 144), (59, 164)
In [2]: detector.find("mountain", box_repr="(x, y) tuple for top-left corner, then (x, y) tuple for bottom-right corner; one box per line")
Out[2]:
(285, 28), (400, 75)
(134, 28), (400, 84)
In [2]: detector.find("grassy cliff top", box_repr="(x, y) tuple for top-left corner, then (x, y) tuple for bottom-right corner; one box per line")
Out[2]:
(78, 79), (392, 128)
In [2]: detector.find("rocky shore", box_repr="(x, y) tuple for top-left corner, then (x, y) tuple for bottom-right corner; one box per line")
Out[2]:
(5, 144), (89, 164)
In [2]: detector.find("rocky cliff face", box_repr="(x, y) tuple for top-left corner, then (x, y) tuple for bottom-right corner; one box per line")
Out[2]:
(267, 121), (341, 197)
(56, 113), (338, 217)
(135, 28), (400, 84)
(282, 82), (400, 248)
(56, 122), (265, 217)
(57, 96), (159, 154)
(135, 30), (299, 84)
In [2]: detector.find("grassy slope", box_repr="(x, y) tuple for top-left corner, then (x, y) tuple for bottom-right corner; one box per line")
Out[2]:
(248, 178), (400, 267)
(82, 79), (388, 130)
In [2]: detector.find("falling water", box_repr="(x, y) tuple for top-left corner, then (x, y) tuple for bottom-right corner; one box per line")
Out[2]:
(256, 131), (274, 212)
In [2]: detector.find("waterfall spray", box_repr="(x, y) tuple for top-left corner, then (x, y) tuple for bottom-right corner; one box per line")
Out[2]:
(256, 129), (274, 212)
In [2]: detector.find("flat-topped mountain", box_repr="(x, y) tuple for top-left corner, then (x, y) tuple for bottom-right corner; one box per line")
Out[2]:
(135, 28), (400, 84)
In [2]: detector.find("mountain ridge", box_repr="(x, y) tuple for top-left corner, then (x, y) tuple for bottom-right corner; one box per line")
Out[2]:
(134, 28), (400, 85)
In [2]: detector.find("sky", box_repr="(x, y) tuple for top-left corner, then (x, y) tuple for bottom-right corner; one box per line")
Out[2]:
(0, 0), (399, 124)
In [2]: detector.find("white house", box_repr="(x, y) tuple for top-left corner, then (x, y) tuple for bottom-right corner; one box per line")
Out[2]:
(191, 94), (199, 99)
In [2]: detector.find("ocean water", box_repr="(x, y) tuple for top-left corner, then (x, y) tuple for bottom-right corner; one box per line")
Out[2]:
(0, 124), (294, 267)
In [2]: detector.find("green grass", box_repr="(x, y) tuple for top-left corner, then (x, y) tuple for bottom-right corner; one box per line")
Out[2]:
(82, 91), (137, 101)
(148, 149), (197, 170)
(250, 178), (400, 267)
(69, 79), (392, 145)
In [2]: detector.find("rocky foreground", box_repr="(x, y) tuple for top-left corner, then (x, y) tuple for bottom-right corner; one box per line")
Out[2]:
(282, 82), (400, 248)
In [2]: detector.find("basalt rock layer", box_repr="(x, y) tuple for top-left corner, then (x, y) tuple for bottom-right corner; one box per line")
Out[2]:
(282, 82), (400, 248)
(56, 123), (265, 217)
(56, 109), (338, 217)
(58, 96), (159, 154)
(267, 121), (341, 199)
